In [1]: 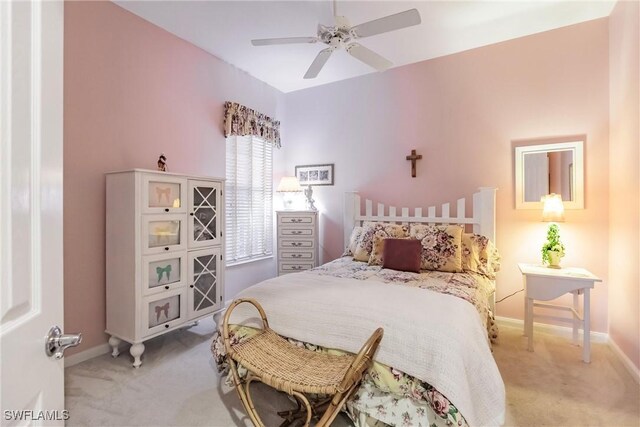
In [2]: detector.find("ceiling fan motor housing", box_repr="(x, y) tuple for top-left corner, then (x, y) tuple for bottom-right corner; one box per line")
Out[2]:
(318, 24), (352, 47)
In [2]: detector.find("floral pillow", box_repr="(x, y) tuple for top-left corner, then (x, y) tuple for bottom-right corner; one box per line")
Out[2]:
(409, 224), (463, 272)
(353, 222), (409, 262)
(461, 233), (501, 279)
(342, 226), (363, 257)
(367, 234), (387, 266)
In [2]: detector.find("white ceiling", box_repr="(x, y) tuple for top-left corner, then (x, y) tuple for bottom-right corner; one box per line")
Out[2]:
(114, 1), (616, 93)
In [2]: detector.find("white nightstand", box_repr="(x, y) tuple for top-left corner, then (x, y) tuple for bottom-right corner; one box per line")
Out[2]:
(518, 263), (602, 363)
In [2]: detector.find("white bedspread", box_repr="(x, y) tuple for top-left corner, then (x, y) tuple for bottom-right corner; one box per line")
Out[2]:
(228, 271), (505, 427)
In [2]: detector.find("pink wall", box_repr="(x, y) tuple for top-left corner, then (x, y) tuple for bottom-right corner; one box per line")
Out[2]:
(64, 1), (282, 354)
(282, 19), (610, 332)
(608, 0), (640, 370)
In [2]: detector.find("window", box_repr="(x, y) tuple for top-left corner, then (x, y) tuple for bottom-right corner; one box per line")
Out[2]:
(225, 135), (273, 264)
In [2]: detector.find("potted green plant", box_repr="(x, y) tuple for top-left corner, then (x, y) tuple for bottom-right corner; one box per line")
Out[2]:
(541, 223), (565, 268)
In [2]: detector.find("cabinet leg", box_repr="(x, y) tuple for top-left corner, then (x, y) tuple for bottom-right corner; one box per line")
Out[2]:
(108, 336), (121, 358)
(130, 342), (145, 368)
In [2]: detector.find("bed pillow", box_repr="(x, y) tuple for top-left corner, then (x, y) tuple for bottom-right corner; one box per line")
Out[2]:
(409, 224), (463, 272)
(353, 222), (409, 262)
(342, 226), (363, 257)
(461, 233), (501, 279)
(382, 238), (422, 273)
(367, 234), (388, 266)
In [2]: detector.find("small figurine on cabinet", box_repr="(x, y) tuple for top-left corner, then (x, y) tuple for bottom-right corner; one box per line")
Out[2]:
(157, 153), (168, 172)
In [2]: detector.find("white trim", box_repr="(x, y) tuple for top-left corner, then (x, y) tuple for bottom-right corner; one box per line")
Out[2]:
(497, 316), (639, 383)
(495, 316), (608, 343)
(226, 254), (273, 268)
(64, 342), (111, 368)
(608, 337), (640, 384)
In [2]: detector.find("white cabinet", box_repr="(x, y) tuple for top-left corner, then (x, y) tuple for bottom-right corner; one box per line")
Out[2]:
(106, 169), (225, 367)
(276, 211), (319, 275)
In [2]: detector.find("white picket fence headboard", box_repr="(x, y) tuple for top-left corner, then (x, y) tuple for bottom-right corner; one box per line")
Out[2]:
(343, 187), (497, 248)
(342, 187), (498, 313)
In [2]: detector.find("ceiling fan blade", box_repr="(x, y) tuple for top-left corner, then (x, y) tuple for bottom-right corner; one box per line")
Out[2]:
(351, 9), (421, 39)
(304, 48), (334, 79)
(346, 43), (392, 71)
(251, 37), (318, 46)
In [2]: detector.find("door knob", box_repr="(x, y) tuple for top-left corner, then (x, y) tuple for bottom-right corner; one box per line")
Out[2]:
(45, 326), (82, 359)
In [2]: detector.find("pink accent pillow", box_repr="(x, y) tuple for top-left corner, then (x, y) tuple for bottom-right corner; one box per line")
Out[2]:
(382, 238), (422, 273)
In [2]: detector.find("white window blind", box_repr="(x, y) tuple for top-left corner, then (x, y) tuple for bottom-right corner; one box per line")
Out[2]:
(225, 135), (273, 264)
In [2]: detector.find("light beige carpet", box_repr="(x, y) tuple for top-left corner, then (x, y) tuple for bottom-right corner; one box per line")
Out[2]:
(65, 319), (639, 426)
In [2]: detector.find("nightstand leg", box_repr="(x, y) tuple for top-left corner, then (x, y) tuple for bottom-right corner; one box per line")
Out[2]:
(572, 291), (579, 345)
(522, 275), (528, 337)
(526, 297), (534, 352)
(583, 290), (591, 363)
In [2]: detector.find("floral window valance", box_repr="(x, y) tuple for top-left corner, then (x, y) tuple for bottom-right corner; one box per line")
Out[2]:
(223, 101), (281, 148)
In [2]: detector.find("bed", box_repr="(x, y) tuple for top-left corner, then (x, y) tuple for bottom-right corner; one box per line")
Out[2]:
(212, 188), (505, 427)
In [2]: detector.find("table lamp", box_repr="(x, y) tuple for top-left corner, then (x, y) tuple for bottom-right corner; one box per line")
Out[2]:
(541, 193), (565, 268)
(277, 176), (302, 209)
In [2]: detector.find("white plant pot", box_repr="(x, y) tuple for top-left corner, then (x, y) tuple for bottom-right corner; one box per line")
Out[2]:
(547, 250), (562, 269)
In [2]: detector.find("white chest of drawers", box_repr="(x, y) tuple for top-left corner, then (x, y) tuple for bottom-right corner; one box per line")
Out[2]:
(276, 210), (319, 275)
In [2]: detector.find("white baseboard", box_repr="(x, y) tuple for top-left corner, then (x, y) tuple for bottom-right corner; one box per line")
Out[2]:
(64, 342), (111, 368)
(496, 316), (640, 383)
(495, 316), (608, 343)
(608, 337), (640, 384)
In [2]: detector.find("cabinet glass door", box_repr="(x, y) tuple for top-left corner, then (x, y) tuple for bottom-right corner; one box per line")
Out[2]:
(142, 175), (187, 214)
(142, 252), (187, 296)
(142, 288), (186, 337)
(188, 180), (221, 248)
(188, 248), (222, 319)
(142, 214), (187, 255)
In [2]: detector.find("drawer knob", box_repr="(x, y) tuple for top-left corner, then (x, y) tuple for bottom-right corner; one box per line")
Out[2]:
(190, 285), (194, 288)
(292, 231), (301, 234)
(164, 208), (169, 212)
(190, 213), (194, 216)
(292, 242), (301, 247)
(165, 324), (169, 329)
(164, 247), (169, 251)
(165, 285), (169, 290)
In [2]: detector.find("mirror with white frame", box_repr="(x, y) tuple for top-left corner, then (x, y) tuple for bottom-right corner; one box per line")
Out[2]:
(515, 140), (584, 209)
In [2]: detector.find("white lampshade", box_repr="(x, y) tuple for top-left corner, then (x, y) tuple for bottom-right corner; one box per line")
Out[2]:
(541, 193), (565, 222)
(277, 176), (302, 193)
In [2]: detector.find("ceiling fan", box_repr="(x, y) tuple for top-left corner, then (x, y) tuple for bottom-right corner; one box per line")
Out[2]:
(251, 2), (421, 79)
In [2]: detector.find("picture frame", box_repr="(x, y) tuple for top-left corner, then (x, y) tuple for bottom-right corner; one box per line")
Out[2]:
(295, 164), (334, 186)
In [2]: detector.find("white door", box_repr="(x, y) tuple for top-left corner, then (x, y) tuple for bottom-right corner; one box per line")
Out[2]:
(0, 1), (72, 424)
(523, 152), (550, 202)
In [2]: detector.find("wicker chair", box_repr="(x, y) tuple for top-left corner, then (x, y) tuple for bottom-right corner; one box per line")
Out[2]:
(222, 298), (384, 427)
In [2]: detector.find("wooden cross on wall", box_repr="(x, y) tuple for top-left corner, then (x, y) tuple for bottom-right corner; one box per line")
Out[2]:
(406, 149), (422, 178)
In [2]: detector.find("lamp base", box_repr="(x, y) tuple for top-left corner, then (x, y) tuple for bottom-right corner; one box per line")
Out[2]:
(282, 193), (296, 210)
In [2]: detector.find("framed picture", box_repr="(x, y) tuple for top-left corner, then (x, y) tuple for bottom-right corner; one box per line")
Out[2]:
(295, 164), (334, 186)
